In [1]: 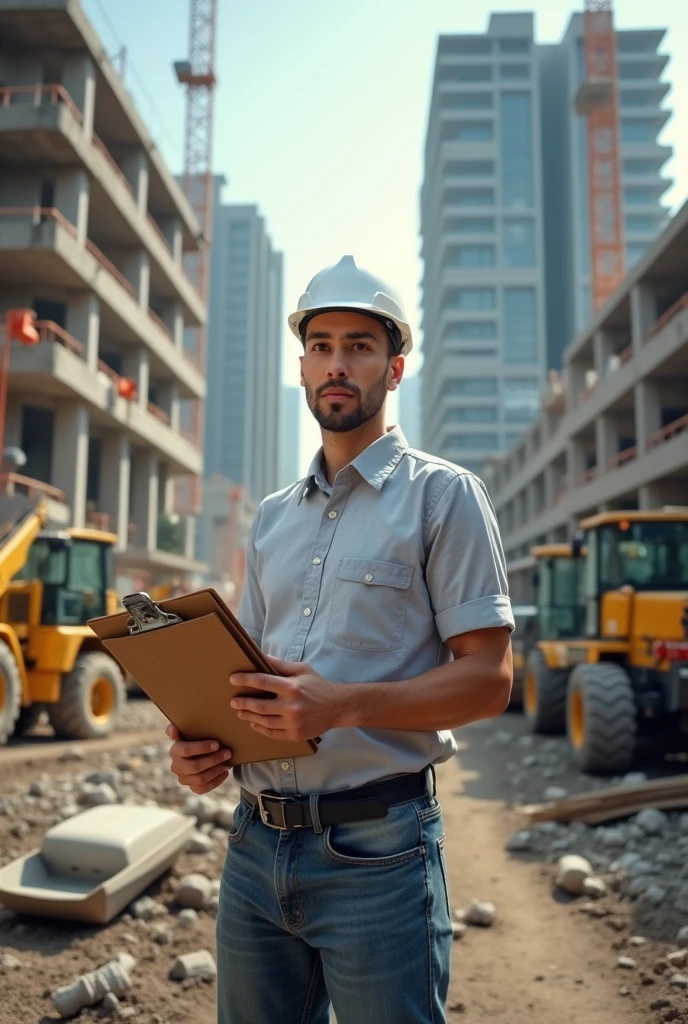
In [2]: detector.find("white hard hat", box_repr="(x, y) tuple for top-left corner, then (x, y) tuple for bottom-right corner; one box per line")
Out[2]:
(288, 255), (412, 354)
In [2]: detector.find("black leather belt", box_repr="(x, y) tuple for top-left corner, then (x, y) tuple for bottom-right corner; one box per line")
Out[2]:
(242, 767), (435, 831)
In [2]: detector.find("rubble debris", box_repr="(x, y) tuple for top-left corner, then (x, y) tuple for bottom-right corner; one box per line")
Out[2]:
(178, 908), (199, 929)
(506, 830), (534, 853)
(0, 953), (22, 971)
(169, 950), (217, 982)
(521, 774), (688, 825)
(465, 899), (496, 927)
(131, 896), (168, 921)
(556, 854), (593, 895)
(616, 957), (636, 970)
(187, 830), (215, 854)
(51, 959), (132, 1019)
(176, 873), (213, 910)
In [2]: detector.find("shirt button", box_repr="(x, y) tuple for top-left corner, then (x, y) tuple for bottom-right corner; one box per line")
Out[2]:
(280, 761), (291, 771)
(303, 607), (312, 617)
(328, 510), (337, 519)
(312, 557), (321, 565)
(364, 573), (374, 583)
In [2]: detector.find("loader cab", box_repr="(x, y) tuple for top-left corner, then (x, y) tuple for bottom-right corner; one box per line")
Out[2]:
(575, 513), (688, 639)
(531, 544), (579, 640)
(16, 529), (117, 626)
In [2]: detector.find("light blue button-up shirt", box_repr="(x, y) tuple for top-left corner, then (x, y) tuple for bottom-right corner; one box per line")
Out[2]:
(234, 426), (514, 797)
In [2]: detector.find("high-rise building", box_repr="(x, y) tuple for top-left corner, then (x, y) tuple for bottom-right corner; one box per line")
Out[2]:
(420, 12), (672, 473)
(0, 0), (207, 594)
(397, 373), (421, 449)
(280, 385), (302, 489)
(204, 197), (283, 504)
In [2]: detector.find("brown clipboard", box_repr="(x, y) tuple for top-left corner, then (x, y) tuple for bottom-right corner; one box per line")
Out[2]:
(87, 588), (318, 766)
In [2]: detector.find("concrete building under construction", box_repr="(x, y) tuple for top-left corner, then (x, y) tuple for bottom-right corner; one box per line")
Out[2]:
(0, 0), (207, 592)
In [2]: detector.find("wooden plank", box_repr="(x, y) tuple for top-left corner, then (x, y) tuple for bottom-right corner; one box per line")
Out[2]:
(520, 774), (688, 824)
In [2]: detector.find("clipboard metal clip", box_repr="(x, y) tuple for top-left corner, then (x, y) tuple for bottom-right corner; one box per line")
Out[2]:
(122, 592), (183, 635)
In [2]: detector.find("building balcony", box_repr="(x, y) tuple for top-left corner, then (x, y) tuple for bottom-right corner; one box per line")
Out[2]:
(0, 84), (205, 327)
(5, 321), (202, 476)
(0, 472), (70, 525)
(0, 207), (205, 400)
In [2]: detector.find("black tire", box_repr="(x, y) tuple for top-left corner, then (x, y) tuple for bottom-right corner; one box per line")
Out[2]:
(524, 649), (569, 734)
(0, 642), (22, 746)
(13, 704), (44, 736)
(48, 652), (125, 740)
(567, 662), (637, 774)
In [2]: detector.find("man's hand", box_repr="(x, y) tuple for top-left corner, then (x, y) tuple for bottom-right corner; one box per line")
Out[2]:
(166, 723), (233, 795)
(230, 656), (349, 741)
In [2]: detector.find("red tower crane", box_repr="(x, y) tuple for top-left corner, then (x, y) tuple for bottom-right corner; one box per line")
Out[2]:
(174, 0), (218, 513)
(575, 0), (625, 312)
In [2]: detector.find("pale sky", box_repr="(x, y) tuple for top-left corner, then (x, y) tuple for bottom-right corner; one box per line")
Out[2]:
(83, 0), (687, 476)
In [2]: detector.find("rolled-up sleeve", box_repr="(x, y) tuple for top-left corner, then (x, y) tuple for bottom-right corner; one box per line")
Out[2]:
(237, 508), (265, 646)
(424, 473), (514, 642)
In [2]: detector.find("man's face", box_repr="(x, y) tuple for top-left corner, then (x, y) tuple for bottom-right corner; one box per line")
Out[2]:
(300, 311), (404, 433)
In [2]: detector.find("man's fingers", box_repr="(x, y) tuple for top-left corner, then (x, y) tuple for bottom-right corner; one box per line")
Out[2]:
(189, 770), (229, 795)
(176, 739), (223, 760)
(165, 722), (179, 740)
(264, 655), (304, 676)
(236, 709), (284, 728)
(249, 722), (290, 739)
(229, 672), (290, 694)
(170, 749), (232, 777)
(178, 763), (230, 789)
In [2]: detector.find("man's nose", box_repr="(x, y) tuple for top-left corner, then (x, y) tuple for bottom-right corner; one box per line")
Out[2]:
(326, 354), (349, 378)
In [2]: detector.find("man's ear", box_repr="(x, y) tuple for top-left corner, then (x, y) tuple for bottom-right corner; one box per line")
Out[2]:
(387, 355), (405, 392)
(299, 354), (305, 387)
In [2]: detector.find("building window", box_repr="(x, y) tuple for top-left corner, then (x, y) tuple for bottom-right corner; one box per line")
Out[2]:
(439, 64), (493, 83)
(499, 92), (533, 208)
(446, 406), (498, 423)
(442, 378), (498, 397)
(625, 214), (660, 233)
(505, 431), (524, 447)
(620, 90), (661, 109)
(502, 218), (535, 266)
(504, 377), (540, 422)
(499, 39), (529, 55)
(439, 36), (492, 55)
(621, 119), (658, 143)
(617, 34), (658, 55)
(446, 348), (498, 358)
(499, 64), (529, 81)
(445, 187), (495, 207)
(445, 160), (494, 177)
(504, 288), (538, 362)
(441, 92), (493, 110)
(442, 120), (494, 142)
(619, 63), (659, 81)
(444, 244), (495, 267)
(445, 432), (498, 450)
(449, 287), (496, 310)
(623, 157), (660, 175)
(445, 216), (495, 234)
(445, 321), (497, 339)
(624, 186), (657, 205)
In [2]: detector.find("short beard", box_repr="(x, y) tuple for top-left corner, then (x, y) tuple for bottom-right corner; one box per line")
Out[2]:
(305, 372), (389, 433)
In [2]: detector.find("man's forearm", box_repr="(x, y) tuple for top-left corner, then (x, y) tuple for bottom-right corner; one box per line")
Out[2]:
(337, 655), (512, 733)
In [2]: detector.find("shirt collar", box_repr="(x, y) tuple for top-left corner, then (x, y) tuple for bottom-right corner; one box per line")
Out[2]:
(298, 425), (409, 505)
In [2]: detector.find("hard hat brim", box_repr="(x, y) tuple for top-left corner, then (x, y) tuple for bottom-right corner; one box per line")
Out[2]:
(288, 304), (413, 355)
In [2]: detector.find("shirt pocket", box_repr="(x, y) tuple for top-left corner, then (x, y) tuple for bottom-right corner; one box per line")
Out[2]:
(325, 558), (413, 652)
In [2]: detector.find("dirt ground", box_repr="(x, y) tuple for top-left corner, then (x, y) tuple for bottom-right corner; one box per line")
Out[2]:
(1, 702), (687, 1022)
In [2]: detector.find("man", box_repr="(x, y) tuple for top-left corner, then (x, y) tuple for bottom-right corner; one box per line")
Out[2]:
(168, 255), (514, 1024)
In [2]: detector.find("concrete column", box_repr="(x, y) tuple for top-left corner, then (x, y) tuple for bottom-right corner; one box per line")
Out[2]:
(122, 151), (149, 216)
(565, 360), (587, 407)
(593, 329), (615, 379)
(161, 466), (176, 516)
(52, 404), (89, 528)
(157, 382), (180, 431)
(99, 433), (131, 550)
(55, 169), (90, 245)
(123, 250), (150, 310)
(131, 452), (159, 551)
(163, 217), (184, 265)
(634, 380), (662, 455)
(630, 283), (658, 354)
(62, 55), (96, 141)
(595, 414), (619, 469)
(66, 294), (100, 371)
(163, 302), (185, 350)
(4, 399), (22, 449)
(639, 482), (662, 511)
(123, 347), (149, 409)
(544, 463), (556, 508)
(567, 438), (586, 490)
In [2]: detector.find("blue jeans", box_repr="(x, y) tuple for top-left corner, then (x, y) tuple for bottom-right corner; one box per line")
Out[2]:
(216, 789), (453, 1024)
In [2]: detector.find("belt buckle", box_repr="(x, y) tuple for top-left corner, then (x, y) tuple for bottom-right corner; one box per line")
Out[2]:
(257, 792), (298, 830)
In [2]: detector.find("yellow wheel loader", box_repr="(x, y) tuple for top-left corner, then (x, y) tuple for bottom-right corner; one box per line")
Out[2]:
(0, 496), (125, 745)
(533, 510), (688, 774)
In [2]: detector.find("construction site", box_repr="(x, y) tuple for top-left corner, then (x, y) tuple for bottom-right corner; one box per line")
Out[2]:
(0, 1), (687, 1023)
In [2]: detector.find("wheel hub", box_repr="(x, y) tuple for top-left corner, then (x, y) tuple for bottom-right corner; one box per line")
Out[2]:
(570, 689), (585, 749)
(524, 670), (537, 716)
(90, 678), (114, 722)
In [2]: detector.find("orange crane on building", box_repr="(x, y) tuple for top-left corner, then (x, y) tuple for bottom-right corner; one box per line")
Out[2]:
(575, 0), (625, 312)
(174, 0), (218, 514)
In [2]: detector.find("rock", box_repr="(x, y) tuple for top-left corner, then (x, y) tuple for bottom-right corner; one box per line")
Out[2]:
(535, 821), (559, 836)
(178, 908), (199, 929)
(152, 925), (173, 945)
(11, 820), (29, 839)
(51, 960), (132, 1018)
(119, 1009), (137, 1020)
(618, 986), (631, 997)
(493, 729), (513, 746)
(629, 936), (647, 947)
(186, 830), (214, 854)
(83, 770), (119, 788)
(176, 873), (212, 910)
(650, 1000), (671, 1011)
(131, 896), (167, 921)
(518, 735), (534, 747)
(522, 754), (539, 768)
(139, 745), (158, 761)
(182, 795), (220, 825)
(669, 974), (688, 988)
(634, 808), (669, 835)
(465, 899), (496, 927)
(59, 747), (85, 762)
(207, 895), (220, 917)
(0, 953), (22, 972)
(640, 884), (667, 906)
(667, 950), (688, 968)
(582, 877), (607, 899)
(169, 950), (217, 982)
(544, 786), (569, 801)
(452, 907), (465, 922)
(619, 772), (648, 787)
(612, 852), (642, 873)
(100, 992), (120, 1016)
(506, 830), (534, 853)
(627, 876), (656, 897)
(110, 953), (136, 974)
(452, 921), (467, 941)
(679, 814), (688, 835)
(626, 858), (657, 879)
(556, 854), (593, 895)
(676, 926), (688, 947)
(596, 827), (627, 849)
(29, 778), (50, 797)
(617, 957), (636, 970)
(79, 783), (118, 807)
